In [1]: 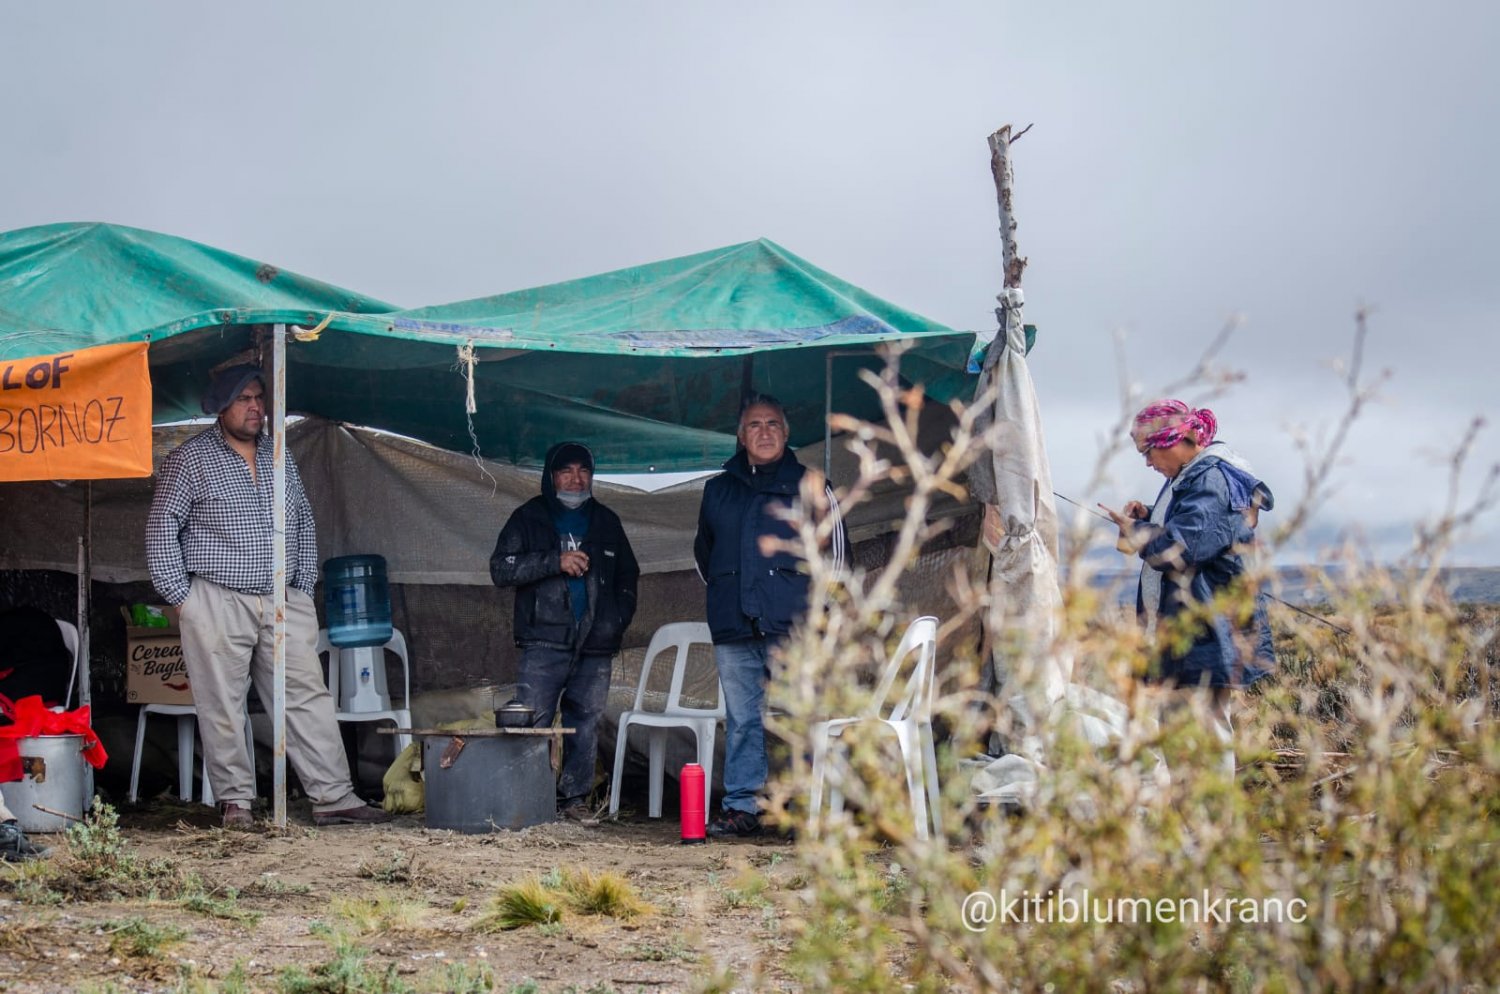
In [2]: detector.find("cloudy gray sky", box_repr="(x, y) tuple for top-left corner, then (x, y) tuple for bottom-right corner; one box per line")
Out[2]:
(4, 1), (1496, 563)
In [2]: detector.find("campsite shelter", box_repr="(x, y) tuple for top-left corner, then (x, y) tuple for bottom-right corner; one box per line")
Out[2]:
(0, 221), (979, 809)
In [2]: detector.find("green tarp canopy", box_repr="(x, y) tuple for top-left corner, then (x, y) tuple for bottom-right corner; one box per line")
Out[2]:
(1, 223), (975, 472)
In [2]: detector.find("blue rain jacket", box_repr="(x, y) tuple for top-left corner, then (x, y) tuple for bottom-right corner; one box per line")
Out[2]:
(1131, 454), (1275, 688)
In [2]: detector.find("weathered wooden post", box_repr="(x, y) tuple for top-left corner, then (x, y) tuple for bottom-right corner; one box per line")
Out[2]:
(969, 125), (1067, 749)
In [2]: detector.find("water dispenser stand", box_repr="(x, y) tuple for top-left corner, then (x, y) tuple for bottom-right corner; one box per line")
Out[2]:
(337, 644), (392, 714)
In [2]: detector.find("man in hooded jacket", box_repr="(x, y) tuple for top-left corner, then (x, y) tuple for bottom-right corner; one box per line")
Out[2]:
(490, 442), (640, 822)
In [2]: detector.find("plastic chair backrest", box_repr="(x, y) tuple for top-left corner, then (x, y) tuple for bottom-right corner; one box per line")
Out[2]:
(632, 622), (719, 716)
(55, 619), (80, 711)
(867, 616), (938, 723)
(55, 619), (78, 660)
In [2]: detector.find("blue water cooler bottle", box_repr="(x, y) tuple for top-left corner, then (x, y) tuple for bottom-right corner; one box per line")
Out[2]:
(323, 554), (394, 714)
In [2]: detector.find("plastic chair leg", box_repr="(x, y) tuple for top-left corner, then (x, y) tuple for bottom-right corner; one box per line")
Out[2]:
(608, 719), (631, 818)
(694, 721), (715, 832)
(647, 729), (666, 819)
(391, 711), (413, 755)
(808, 724), (831, 836)
(920, 723), (943, 838)
(894, 724), (929, 842)
(175, 716), (195, 803)
(127, 708), (149, 804)
(202, 754), (215, 807)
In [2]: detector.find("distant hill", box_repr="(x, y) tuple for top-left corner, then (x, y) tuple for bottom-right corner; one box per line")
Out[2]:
(1082, 566), (1500, 605)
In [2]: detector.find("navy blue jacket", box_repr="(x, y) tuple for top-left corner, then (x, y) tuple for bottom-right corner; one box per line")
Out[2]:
(1131, 453), (1275, 688)
(693, 449), (847, 644)
(490, 443), (639, 654)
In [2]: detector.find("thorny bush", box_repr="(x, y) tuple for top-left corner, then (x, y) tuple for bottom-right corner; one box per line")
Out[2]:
(742, 338), (1499, 993)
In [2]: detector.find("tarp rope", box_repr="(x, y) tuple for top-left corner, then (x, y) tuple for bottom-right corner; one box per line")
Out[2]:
(455, 342), (496, 493)
(290, 313), (333, 342)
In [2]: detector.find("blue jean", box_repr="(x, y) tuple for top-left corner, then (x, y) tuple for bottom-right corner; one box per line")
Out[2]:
(517, 646), (612, 806)
(716, 639), (773, 814)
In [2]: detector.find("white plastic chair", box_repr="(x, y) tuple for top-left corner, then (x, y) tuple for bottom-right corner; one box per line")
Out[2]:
(127, 699), (255, 807)
(608, 622), (722, 829)
(55, 618), (78, 662)
(315, 628), (413, 756)
(808, 616), (943, 841)
(55, 619), (79, 709)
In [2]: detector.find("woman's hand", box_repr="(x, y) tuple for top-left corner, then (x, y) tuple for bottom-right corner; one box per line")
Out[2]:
(1098, 503), (1132, 530)
(1099, 503), (1145, 554)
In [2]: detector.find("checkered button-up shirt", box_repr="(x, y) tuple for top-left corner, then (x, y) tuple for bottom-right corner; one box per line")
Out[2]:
(145, 425), (318, 606)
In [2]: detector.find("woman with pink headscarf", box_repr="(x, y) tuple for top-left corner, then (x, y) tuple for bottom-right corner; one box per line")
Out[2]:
(1100, 401), (1275, 772)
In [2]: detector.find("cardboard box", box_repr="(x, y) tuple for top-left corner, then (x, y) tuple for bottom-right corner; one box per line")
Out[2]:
(122, 606), (193, 706)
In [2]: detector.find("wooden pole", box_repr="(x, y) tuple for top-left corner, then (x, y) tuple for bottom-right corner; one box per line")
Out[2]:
(988, 125), (1027, 294)
(976, 124), (1036, 750)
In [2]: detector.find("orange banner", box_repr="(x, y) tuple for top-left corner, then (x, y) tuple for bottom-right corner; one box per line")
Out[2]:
(0, 342), (153, 481)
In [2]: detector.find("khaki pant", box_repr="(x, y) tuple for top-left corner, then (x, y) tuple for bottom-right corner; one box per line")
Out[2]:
(178, 579), (358, 812)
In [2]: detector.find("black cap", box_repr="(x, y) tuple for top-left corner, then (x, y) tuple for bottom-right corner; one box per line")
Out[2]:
(201, 364), (264, 416)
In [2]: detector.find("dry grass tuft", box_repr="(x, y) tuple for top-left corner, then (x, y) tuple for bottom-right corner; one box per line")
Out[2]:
(561, 867), (653, 918)
(476, 878), (564, 931)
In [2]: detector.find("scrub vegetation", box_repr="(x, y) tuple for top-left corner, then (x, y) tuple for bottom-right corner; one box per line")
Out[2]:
(750, 341), (1500, 992)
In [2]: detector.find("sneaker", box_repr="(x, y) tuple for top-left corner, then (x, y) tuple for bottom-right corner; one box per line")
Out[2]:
(219, 802), (254, 831)
(313, 802), (392, 827)
(560, 803), (599, 827)
(0, 820), (48, 861)
(707, 809), (763, 839)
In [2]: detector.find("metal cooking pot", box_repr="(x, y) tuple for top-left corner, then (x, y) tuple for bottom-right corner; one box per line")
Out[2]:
(494, 699), (535, 728)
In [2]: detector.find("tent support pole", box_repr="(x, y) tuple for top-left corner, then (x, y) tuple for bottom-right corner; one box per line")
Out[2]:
(739, 357), (754, 411)
(271, 324), (288, 828)
(822, 350), (873, 481)
(72, 484), (92, 709)
(824, 352), (833, 479)
(81, 483), (91, 706)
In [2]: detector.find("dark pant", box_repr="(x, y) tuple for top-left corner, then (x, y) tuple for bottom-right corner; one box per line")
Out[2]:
(516, 646), (612, 805)
(716, 639), (773, 814)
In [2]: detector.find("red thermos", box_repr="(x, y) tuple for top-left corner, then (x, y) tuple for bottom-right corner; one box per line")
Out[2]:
(680, 762), (706, 844)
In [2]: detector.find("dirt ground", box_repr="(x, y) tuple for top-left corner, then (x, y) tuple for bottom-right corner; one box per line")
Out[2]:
(0, 800), (803, 994)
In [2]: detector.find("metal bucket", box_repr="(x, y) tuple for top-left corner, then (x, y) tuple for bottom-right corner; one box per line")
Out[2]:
(421, 733), (555, 832)
(0, 734), (91, 833)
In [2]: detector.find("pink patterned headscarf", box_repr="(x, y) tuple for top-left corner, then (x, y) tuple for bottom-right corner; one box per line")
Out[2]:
(1132, 400), (1217, 450)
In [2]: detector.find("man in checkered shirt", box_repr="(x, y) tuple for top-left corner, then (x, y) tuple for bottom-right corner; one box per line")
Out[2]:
(146, 364), (389, 829)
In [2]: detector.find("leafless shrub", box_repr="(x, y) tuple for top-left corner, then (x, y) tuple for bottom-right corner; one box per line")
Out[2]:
(737, 330), (1500, 992)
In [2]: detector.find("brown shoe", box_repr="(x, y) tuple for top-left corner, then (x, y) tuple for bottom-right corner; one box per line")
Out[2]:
(313, 802), (392, 827)
(220, 802), (254, 830)
(560, 803), (599, 827)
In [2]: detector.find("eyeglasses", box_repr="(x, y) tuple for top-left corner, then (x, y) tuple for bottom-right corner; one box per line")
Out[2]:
(742, 420), (785, 435)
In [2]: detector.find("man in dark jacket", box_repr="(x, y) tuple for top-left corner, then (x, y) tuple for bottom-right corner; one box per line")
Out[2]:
(694, 395), (847, 837)
(490, 442), (639, 822)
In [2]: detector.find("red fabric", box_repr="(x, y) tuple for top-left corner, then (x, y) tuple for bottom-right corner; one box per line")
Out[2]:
(0, 694), (108, 782)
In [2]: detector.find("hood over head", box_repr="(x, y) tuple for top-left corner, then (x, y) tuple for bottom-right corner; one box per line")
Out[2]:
(202, 364), (265, 416)
(542, 441), (595, 510)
